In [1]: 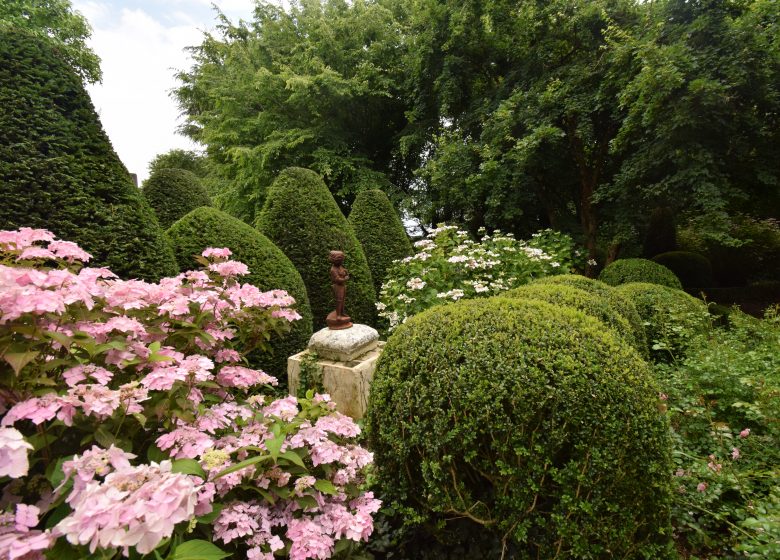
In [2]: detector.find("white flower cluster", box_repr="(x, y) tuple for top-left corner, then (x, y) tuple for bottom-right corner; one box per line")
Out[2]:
(377, 224), (582, 332)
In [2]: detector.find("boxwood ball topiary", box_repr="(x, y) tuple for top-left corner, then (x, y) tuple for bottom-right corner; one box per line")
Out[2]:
(0, 29), (177, 281)
(368, 297), (674, 558)
(652, 251), (713, 291)
(599, 258), (683, 290)
(501, 283), (647, 356)
(166, 207), (312, 378)
(348, 189), (413, 292)
(532, 274), (647, 351)
(257, 168), (376, 329)
(142, 168), (212, 229)
(615, 282), (711, 361)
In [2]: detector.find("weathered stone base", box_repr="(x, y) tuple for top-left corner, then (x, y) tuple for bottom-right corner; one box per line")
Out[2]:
(287, 342), (384, 419)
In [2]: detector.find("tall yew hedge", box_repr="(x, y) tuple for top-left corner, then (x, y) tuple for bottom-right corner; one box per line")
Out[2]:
(0, 29), (177, 280)
(257, 168), (376, 329)
(167, 207), (313, 378)
(348, 189), (412, 293)
(142, 168), (212, 230)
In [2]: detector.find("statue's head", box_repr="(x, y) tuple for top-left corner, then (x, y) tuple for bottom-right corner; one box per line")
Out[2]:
(329, 250), (345, 265)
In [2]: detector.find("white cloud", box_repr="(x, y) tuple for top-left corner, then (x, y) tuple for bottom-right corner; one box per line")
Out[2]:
(73, 1), (258, 184)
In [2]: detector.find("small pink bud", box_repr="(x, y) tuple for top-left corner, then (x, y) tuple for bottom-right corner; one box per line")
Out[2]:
(739, 428), (750, 438)
(697, 482), (708, 492)
(731, 447), (741, 460)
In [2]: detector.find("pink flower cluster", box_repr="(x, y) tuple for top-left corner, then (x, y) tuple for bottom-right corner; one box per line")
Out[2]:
(0, 504), (54, 560)
(0, 230), (378, 559)
(57, 457), (198, 553)
(0, 428), (33, 479)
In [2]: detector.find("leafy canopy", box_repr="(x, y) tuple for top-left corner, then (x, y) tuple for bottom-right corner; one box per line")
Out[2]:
(176, 0), (413, 224)
(0, 0), (101, 83)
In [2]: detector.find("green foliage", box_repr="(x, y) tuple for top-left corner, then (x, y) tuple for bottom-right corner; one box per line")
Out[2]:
(652, 251), (713, 291)
(655, 308), (780, 557)
(0, 29), (177, 281)
(599, 258), (683, 290)
(348, 189), (413, 293)
(142, 168), (212, 229)
(257, 167), (375, 329)
(643, 207), (678, 257)
(176, 1), (412, 223)
(378, 225), (580, 332)
(501, 283), (646, 356)
(615, 282), (711, 361)
(0, 0), (101, 83)
(166, 206), (313, 378)
(678, 214), (780, 286)
(148, 149), (209, 178)
(368, 297), (674, 558)
(532, 274), (647, 350)
(606, 0), (780, 237)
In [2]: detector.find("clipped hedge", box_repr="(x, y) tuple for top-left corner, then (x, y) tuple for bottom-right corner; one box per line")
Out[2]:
(348, 189), (412, 292)
(501, 283), (646, 356)
(257, 168), (375, 329)
(166, 207), (312, 378)
(615, 282), (711, 361)
(533, 274), (647, 350)
(652, 250), (713, 291)
(142, 168), (211, 229)
(0, 29), (177, 281)
(368, 297), (674, 558)
(599, 258), (683, 290)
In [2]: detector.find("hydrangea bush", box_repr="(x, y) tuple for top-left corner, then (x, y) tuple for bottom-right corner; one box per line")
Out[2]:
(377, 225), (584, 330)
(0, 228), (379, 560)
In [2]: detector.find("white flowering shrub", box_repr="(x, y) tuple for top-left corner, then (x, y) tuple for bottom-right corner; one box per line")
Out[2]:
(377, 225), (584, 330)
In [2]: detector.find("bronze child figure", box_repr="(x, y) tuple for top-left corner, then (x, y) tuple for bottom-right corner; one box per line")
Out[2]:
(326, 250), (353, 330)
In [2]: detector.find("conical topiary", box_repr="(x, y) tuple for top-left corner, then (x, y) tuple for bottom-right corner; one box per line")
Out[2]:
(0, 28), (177, 280)
(348, 189), (412, 292)
(257, 168), (376, 329)
(142, 168), (212, 229)
(166, 207), (313, 380)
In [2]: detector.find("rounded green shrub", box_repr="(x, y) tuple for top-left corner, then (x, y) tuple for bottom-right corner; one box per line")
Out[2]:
(142, 168), (211, 229)
(532, 274), (647, 350)
(501, 283), (646, 355)
(652, 251), (713, 291)
(368, 297), (674, 558)
(0, 29), (177, 281)
(615, 282), (711, 360)
(257, 168), (375, 329)
(599, 258), (683, 290)
(167, 207), (312, 378)
(348, 189), (412, 293)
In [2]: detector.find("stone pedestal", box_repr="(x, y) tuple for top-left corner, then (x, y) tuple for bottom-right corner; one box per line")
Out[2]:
(288, 325), (383, 419)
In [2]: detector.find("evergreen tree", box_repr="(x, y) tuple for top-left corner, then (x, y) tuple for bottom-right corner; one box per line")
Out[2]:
(0, 29), (177, 280)
(258, 168), (376, 329)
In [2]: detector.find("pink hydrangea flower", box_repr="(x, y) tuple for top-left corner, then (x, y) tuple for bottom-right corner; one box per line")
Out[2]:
(697, 482), (708, 492)
(202, 248), (232, 259)
(731, 447), (741, 460)
(62, 364), (114, 387)
(156, 427), (214, 459)
(208, 261), (249, 277)
(263, 397), (299, 421)
(56, 460), (199, 554)
(48, 240), (92, 262)
(214, 501), (263, 544)
(0, 428), (34, 478)
(217, 366), (277, 389)
(739, 428), (750, 438)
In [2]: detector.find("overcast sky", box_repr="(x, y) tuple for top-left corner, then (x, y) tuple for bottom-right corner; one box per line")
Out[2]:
(72, 0), (262, 184)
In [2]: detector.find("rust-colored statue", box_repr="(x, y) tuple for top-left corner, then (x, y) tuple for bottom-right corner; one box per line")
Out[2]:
(326, 250), (353, 330)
